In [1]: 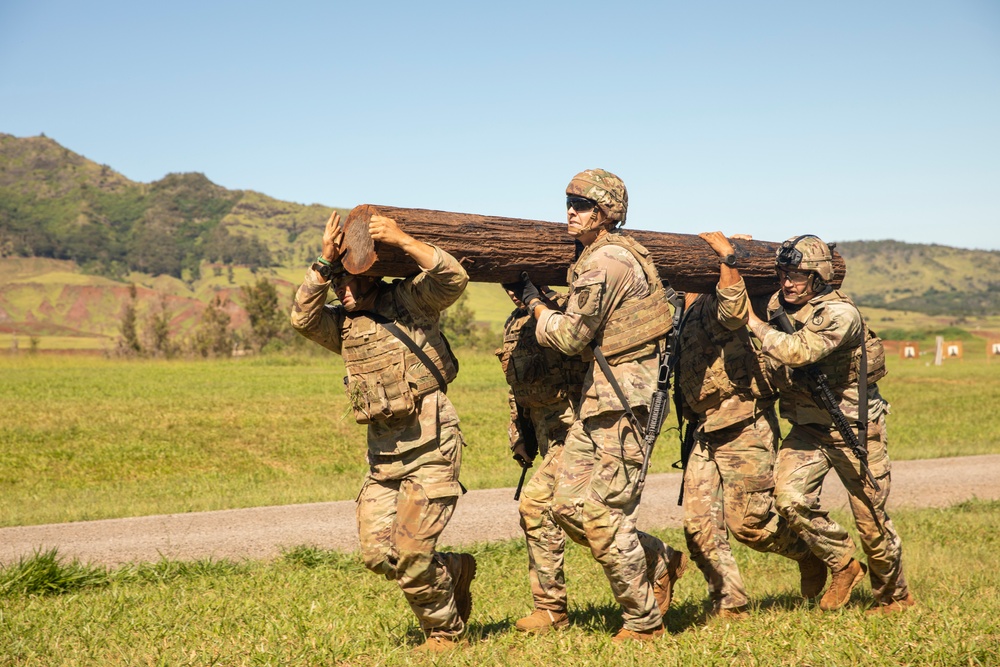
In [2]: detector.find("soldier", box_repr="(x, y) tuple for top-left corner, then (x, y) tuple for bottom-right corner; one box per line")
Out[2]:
(746, 234), (915, 614)
(496, 288), (587, 633)
(677, 231), (826, 620)
(290, 211), (477, 652)
(507, 169), (687, 642)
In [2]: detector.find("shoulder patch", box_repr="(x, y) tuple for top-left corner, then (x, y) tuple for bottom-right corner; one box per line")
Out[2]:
(805, 308), (832, 332)
(568, 269), (605, 317)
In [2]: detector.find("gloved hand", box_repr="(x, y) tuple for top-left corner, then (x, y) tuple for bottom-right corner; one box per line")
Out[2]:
(503, 272), (541, 308)
(517, 272), (541, 307)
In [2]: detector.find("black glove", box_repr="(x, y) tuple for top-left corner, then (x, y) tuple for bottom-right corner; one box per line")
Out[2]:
(517, 272), (541, 306)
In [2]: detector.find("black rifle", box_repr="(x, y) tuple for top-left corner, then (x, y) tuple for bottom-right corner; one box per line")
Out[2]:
(513, 405), (539, 501)
(675, 422), (695, 505)
(770, 307), (883, 532)
(592, 287), (686, 485)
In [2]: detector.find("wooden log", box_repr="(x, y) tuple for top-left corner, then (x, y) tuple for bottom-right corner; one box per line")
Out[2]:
(342, 204), (846, 295)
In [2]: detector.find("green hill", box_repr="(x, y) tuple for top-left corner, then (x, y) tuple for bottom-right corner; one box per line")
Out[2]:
(837, 240), (1000, 317)
(2, 133), (999, 351)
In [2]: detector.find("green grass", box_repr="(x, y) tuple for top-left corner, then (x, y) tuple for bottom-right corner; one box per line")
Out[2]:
(2, 351), (999, 527)
(1, 500), (998, 665)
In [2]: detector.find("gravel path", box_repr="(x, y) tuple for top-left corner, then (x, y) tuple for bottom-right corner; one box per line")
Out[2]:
(2, 454), (998, 568)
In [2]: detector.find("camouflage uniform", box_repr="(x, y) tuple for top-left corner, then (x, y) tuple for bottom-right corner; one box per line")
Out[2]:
(535, 233), (683, 633)
(496, 297), (586, 614)
(751, 289), (910, 606)
(678, 280), (812, 611)
(290, 246), (474, 639)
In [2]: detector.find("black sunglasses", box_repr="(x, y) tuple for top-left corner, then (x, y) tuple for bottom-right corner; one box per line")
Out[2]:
(566, 196), (597, 212)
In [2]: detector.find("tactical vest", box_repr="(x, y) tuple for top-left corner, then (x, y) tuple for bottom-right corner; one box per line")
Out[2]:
(495, 296), (588, 409)
(678, 294), (776, 415)
(768, 290), (887, 401)
(570, 233), (673, 363)
(340, 287), (458, 424)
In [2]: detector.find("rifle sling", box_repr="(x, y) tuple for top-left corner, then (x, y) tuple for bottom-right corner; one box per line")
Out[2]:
(591, 342), (643, 434)
(354, 311), (449, 395)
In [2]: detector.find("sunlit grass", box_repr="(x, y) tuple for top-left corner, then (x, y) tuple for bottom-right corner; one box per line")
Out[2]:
(1, 352), (998, 526)
(1, 501), (997, 666)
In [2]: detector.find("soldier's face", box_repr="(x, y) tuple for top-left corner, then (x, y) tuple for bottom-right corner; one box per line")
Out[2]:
(567, 197), (602, 240)
(778, 268), (815, 305)
(335, 276), (376, 312)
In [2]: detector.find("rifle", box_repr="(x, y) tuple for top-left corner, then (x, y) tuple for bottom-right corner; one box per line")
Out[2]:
(592, 286), (686, 485)
(770, 307), (883, 532)
(675, 422), (695, 505)
(513, 404), (539, 501)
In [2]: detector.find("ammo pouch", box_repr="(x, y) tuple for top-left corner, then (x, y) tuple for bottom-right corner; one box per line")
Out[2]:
(341, 310), (456, 424)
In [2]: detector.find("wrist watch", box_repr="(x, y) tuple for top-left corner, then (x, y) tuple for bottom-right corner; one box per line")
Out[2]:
(315, 256), (337, 281)
(720, 253), (737, 267)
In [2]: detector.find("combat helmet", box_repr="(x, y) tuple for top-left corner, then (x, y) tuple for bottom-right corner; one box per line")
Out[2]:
(566, 169), (628, 225)
(776, 234), (835, 282)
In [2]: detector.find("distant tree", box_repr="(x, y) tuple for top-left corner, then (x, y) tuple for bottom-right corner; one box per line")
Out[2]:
(240, 277), (285, 353)
(192, 294), (233, 358)
(194, 295), (233, 357)
(143, 296), (175, 358)
(440, 292), (493, 349)
(115, 283), (142, 357)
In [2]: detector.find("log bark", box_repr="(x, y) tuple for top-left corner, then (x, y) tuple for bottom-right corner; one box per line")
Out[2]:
(342, 204), (846, 295)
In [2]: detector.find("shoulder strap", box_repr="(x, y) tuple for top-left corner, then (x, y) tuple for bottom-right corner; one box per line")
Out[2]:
(353, 310), (449, 394)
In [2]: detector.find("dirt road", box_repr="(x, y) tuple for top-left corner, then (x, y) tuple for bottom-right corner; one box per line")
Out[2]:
(2, 454), (998, 567)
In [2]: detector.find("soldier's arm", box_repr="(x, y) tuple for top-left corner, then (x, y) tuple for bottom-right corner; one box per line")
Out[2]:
(290, 212), (345, 353)
(750, 302), (862, 367)
(535, 247), (632, 355)
(716, 278), (749, 331)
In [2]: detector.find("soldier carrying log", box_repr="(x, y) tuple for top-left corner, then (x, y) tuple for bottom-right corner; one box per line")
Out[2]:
(505, 169), (687, 642)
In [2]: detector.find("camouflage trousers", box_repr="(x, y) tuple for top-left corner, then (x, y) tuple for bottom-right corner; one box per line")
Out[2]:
(683, 410), (811, 610)
(551, 410), (680, 632)
(774, 416), (910, 605)
(356, 422), (470, 639)
(519, 443), (567, 612)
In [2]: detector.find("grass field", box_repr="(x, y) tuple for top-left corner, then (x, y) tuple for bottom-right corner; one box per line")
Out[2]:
(1, 350), (999, 527)
(1, 500), (997, 665)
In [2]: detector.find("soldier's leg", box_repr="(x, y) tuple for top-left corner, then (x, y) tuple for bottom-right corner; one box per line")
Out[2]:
(519, 444), (568, 613)
(831, 416), (910, 604)
(581, 413), (663, 632)
(683, 429), (748, 610)
(393, 424), (469, 639)
(716, 414), (811, 561)
(357, 476), (403, 578)
(550, 419), (595, 550)
(774, 426), (856, 570)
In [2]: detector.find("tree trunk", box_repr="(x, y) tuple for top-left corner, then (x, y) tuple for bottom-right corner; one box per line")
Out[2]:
(341, 204), (846, 295)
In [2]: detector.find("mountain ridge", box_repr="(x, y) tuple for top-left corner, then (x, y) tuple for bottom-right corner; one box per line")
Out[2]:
(2, 133), (998, 350)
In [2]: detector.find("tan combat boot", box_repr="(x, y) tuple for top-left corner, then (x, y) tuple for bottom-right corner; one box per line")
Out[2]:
(653, 549), (689, 614)
(612, 625), (665, 643)
(819, 558), (867, 611)
(514, 609), (569, 634)
(706, 603), (750, 622)
(798, 551), (828, 599)
(866, 591), (917, 615)
(449, 553), (477, 624)
(412, 635), (458, 653)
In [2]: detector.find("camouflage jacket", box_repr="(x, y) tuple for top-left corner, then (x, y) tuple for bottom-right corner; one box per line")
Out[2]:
(535, 233), (664, 421)
(290, 246), (469, 456)
(750, 289), (888, 427)
(678, 279), (776, 432)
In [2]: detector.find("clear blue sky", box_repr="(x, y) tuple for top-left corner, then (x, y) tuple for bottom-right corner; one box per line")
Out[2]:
(2, 1), (998, 250)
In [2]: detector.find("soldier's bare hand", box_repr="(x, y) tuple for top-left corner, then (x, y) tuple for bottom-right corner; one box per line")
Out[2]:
(698, 231), (736, 257)
(369, 215), (410, 248)
(322, 212), (344, 262)
(730, 234), (752, 241)
(512, 442), (533, 467)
